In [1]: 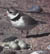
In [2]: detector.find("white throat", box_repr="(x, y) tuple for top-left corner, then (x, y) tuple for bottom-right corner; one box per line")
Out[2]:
(7, 11), (19, 19)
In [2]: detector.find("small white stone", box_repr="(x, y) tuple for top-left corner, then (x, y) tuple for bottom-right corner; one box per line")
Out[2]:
(31, 52), (39, 54)
(47, 45), (50, 50)
(30, 50), (44, 54)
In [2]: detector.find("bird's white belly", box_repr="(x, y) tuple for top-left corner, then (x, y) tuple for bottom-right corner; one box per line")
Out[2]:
(11, 21), (25, 27)
(11, 21), (33, 30)
(11, 16), (25, 28)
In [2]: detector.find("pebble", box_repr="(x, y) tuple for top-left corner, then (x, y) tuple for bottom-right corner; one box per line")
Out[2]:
(47, 45), (50, 50)
(28, 5), (43, 13)
(30, 50), (46, 54)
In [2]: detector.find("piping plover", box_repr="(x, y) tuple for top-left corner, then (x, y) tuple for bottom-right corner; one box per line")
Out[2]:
(4, 7), (46, 38)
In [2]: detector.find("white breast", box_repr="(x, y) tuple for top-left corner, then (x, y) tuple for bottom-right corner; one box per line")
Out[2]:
(11, 16), (25, 27)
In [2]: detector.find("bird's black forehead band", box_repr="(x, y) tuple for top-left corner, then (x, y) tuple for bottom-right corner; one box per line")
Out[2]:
(10, 14), (21, 21)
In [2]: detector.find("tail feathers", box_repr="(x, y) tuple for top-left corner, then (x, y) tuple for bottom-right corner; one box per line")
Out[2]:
(37, 21), (47, 24)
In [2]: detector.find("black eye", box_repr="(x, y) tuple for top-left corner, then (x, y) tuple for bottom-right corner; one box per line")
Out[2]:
(9, 11), (12, 13)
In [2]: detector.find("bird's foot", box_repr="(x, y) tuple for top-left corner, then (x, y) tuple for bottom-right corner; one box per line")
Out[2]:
(20, 30), (29, 38)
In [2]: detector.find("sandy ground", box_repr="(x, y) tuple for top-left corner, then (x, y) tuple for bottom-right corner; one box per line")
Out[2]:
(0, 0), (50, 54)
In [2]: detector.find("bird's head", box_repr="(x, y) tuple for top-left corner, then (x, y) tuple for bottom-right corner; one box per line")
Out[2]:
(4, 7), (19, 19)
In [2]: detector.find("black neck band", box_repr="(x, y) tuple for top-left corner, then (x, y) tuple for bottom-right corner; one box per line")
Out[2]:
(10, 14), (21, 21)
